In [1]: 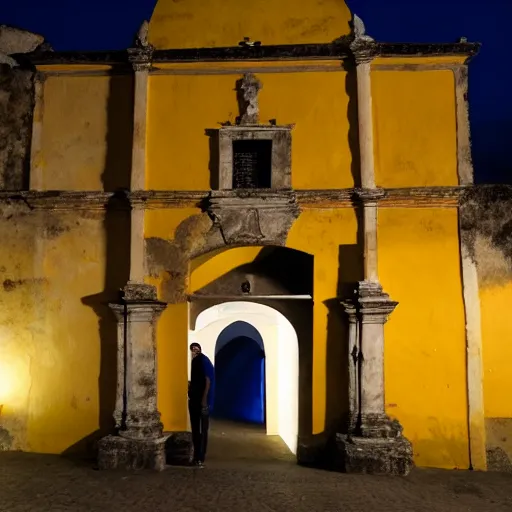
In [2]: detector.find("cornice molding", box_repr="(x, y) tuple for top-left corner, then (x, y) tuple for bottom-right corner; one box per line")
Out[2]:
(2, 186), (509, 211)
(19, 41), (480, 68)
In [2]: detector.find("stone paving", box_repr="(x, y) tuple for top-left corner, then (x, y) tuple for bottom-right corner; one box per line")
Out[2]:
(1, 422), (512, 512)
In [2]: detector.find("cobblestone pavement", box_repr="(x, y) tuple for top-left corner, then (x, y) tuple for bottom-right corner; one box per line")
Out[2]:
(1, 422), (512, 512)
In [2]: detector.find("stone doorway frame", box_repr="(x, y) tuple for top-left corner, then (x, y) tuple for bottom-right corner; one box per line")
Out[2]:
(188, 300), (302, 456)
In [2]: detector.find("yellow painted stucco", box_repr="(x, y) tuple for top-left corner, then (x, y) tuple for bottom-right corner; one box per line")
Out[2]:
(0, 211), (113, 453)
(145, 208), (201, 431)
(147, 71), (354, 190)
(372, 70), (458, 188)
(148, 0), (352, 49)
(40, 77), (109, 191)
(379, 208), (469, 468)
(480, 282), (512, 418)
(39, 75), (133, 192)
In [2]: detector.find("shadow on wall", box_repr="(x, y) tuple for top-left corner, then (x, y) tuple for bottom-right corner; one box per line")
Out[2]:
(205, 128), (220, 190)
(298, 64), (364, 464)
(299, 243), (363, 468)
(213, 335), (265, 425)
(345, 64), (361, 188)
(194, 246), (313, 297)
(68, 73), (133, 459)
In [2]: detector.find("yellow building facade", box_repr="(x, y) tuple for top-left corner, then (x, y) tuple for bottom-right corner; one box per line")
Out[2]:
(0, 0), (511, 474)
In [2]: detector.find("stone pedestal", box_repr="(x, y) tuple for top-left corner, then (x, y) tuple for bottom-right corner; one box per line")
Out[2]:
(335, 433), (413, 475)
(338, 281), (414, 475)
(97, 283), (168, 471)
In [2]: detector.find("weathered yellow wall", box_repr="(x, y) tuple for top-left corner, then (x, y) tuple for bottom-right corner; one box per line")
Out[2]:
(480, 279), (512, 468)
(147, 71), (354, 190)
(379, 208), (469, 469)
(145, 208), (202, 431)
(148, 0), (352, 49)
(481, 282), (512, 419)
(39, 75), (133, 191)
(372, 70), (458, 188)
(287, 209), (359, 433)
(0, 208), (113, 453)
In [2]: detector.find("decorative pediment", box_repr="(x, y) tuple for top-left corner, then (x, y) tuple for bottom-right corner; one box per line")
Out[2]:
(204, 189), (299, 247)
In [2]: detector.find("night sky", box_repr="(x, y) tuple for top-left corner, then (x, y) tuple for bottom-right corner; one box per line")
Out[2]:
(2, 0), (510, 184)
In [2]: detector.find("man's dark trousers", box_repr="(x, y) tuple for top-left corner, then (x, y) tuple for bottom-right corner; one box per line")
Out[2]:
(189, 400), (209, 462)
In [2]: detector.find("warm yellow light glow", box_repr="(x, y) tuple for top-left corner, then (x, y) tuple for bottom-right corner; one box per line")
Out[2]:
(0, 361), (16, 403)
(0, 355), (30, 410)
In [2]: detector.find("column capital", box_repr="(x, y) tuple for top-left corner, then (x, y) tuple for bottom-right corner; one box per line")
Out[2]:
(127, 46), (153, 72)
(357, 281), (398, 324)
(341, 281), (398, 325)
(350, 40), (378, 65)
(122, 282), (158, 301)
(353, 188), (385, 206)
(109, 284), (167, 321)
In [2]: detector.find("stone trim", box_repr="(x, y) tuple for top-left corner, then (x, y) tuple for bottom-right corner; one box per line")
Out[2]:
(454, 65), (474, 186)
(204, 189), (300, 246)
(218, 125), (293, 190)
(28, 72), (45, 190)
(453, 62), (487, 470)
(128, 48), (151, 282)
(460, 239), (487, 470)
(22, 42), (480, 67)
(3, 186), (509, 211)
(34, 62), (475, 77)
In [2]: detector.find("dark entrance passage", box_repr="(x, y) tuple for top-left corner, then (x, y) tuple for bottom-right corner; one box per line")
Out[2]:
(213, 323), (265, 425)
(214, 336), (265, 424)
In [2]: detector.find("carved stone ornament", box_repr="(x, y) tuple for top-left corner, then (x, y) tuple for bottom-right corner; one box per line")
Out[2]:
(204, 189), (300, 247)
(357, 280), (398, 324)
(238, 73), (262, 125)
(135, 20), (151, 49)
(128, 21), (154, 71)
(349, 14), (377, 64)
(127, 46), (153, 71)
(0, 25), (45, 68)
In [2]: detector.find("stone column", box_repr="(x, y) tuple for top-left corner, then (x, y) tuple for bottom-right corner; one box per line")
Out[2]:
(98, 285), (167, 470)
(127, 45), (152, 284)
(97, 42), (171, 470)
(455, 62), (487, 470)
(335, 17), (413, 475)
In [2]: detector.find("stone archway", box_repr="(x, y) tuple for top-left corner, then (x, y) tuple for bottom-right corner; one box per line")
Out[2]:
(189, 301), (299, 455)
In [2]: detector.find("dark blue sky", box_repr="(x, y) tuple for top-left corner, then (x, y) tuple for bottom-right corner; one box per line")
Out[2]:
(2, 0), (509, 184)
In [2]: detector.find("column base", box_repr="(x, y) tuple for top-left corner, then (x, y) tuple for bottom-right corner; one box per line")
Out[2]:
(97, 434), (167, 471)
(335, 433), (413, 475)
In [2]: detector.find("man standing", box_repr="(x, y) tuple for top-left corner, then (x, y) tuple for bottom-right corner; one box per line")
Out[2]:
(188, 342), (215, 467)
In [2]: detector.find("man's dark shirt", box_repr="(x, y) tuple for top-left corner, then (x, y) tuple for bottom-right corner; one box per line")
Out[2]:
(189, 353), (215, 409)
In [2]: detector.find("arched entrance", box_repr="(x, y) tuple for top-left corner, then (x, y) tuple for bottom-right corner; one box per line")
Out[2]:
(214, 322), (265, 425)
(189, 301), (300, 455)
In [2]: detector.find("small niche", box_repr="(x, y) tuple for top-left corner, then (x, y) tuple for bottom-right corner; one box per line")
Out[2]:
(232, 139), (272, 189)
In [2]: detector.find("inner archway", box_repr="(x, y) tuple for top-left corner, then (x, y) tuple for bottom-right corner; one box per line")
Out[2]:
(213, 322), (265, 425)
(188, 301), (299, 455)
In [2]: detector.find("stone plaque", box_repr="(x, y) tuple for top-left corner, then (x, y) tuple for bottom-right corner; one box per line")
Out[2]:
(232, 140), (272, 189)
